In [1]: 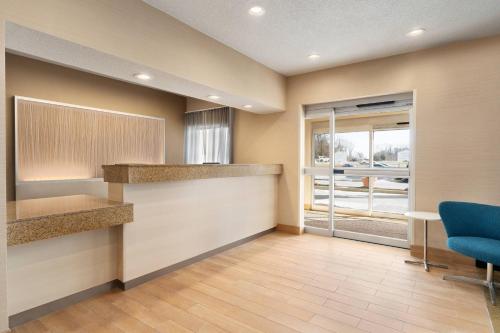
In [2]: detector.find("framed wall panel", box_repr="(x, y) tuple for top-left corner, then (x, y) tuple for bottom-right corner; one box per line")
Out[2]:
(15, 96), (165, 182)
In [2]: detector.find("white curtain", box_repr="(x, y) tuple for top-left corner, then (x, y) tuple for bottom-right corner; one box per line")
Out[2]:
(184, 107), (233, 164)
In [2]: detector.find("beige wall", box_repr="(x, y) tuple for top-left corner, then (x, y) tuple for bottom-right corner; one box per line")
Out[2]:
(271, 35), (500, 249)
(0, 0), (285, 111)
(6, 53), (186, 200)
(186, 97), (223, 112)
(0, 19), (8, 333)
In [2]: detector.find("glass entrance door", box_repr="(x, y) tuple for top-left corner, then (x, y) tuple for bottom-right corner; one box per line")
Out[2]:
(304, 101), (412, 248)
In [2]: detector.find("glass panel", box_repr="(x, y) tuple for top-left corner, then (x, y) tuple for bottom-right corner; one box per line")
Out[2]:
(313, 131), (330, 167)
(334, 131), (369, 167)
(334, 175), (369, 211)
(313, 175), (329, 208)
(372, 177), (409, 214)
(373, 129), (410, 168)
(304, 117), (331, 231)
(304, 174), (329, 229)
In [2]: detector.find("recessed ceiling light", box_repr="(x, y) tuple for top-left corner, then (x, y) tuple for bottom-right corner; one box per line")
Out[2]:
(308, 53), (320, 60)
(249, 6), (265, 16)
(207, 95), (220, 100)
(406, 28), (426, 37)
(133, 73), (151, 80)
(242, 104), (253, 109)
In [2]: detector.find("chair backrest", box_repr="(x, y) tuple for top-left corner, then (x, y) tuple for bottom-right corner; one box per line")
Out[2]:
(439, 201), (500, 240)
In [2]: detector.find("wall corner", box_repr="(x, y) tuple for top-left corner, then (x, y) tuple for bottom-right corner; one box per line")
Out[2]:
(0, 17), (9, 332)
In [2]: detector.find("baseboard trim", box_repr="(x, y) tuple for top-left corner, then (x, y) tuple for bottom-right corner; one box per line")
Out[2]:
(9, 280), (120, 328)
(276, 224), (303, 235)
(9, 227), (275, 328)
(120, 227), (276, 290)
(410, 245), (474, 266)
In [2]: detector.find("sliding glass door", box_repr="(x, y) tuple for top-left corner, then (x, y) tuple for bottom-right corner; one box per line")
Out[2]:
(303, 95), (413, 247)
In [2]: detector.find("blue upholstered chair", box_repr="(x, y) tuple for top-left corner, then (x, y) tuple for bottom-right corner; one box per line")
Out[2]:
(439, 201), (500, 305)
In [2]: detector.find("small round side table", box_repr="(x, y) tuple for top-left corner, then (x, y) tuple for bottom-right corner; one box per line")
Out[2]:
(404, 211), (448, 272)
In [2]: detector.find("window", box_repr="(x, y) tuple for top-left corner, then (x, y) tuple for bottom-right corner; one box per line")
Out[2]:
(310, 126), (410, 217)
(334, 131), (369, 167)
(372, 177), (409, 214)
(313, 131), (330, 167)
(184, 107), (233, 164)
(334, 175), (369, 210)
(373, 129), (410, 168)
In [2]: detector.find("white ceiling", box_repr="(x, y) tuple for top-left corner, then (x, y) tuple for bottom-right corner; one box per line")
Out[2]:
(144, 0), (500, 76)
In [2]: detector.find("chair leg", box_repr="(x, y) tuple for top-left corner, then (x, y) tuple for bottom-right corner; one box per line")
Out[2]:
(487, 262), (497, 305)
(488, 281), (496, 306)
(443, 262), (497, 305)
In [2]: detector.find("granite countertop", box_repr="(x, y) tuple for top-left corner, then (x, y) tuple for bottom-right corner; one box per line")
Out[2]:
(7, 194), (133, 246)
(102, 163), (283, 184)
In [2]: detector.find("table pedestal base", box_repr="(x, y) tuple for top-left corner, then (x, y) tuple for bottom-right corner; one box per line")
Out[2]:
(404, 259), (448, 272)
(404, 216), (448, 272)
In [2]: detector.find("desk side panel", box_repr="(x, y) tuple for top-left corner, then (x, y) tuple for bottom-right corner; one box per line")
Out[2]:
(7, 228), (119, 315)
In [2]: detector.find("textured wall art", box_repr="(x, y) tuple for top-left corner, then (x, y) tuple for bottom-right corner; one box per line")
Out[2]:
(16, 97), (165, 181)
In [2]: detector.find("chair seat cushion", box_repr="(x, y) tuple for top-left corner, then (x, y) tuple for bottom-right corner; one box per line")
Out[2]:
(448, 237), (500, 265)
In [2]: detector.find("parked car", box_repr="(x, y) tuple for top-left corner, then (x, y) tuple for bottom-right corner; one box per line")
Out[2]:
(373, 162), (390, 167)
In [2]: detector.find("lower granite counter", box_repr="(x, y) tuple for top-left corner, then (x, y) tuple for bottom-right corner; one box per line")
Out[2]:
(7, 194), (133, 246)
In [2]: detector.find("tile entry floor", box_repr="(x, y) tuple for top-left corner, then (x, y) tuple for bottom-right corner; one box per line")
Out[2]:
(12, 232), (493, 333)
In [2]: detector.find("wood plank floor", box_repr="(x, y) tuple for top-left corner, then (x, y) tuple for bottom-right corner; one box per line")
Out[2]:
(12, 232), (493, 333)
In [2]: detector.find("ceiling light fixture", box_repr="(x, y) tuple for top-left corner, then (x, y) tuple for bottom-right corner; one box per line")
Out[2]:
(207, 95), (220, 100)
(308, 53), (320, 60)
(242, 104), (253, 109)
(406, 28), (426, 37)
(133, 73), (151, 80)
(248, 6), (265, 16)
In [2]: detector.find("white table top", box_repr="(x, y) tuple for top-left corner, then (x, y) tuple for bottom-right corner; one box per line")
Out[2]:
(404, 211), (441, 221)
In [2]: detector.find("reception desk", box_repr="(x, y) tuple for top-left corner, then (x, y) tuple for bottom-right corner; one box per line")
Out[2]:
(7, 164), (281, 325)
(104, 163), (282, 287)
